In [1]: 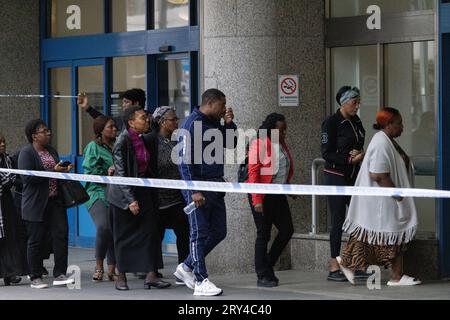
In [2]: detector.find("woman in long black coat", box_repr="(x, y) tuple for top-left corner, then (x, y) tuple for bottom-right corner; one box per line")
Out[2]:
(107, 106), (170, 291)
(0, 134), (28, 286)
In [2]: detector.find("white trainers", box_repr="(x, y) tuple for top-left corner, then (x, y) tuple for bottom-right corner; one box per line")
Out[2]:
(53, 274), (75, 286)
(174, 263), (195, 290)
(30, 278), (48, 289)
(193, 278), (223, 296)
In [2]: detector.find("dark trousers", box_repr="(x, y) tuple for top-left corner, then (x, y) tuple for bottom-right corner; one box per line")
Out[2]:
(184, 191), (227, 282)
(159, 203), (190, 264)
(25, 198), (68, 280)
(248, 194), (294, 278)
(325, 172), (351, 258)
(89, 200), (116, 265)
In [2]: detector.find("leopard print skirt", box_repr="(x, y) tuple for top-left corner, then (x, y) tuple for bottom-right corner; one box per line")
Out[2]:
(341, 234), (408, 272)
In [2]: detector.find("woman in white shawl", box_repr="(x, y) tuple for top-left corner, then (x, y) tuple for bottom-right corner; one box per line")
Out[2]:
(337, 107), (421, 286)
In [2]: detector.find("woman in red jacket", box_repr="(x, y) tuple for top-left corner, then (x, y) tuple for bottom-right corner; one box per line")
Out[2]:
(247, 113), (294, 287)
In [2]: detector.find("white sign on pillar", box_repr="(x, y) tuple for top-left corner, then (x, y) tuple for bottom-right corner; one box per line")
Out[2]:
(278, 75), (299, 107)
(66, 5), (81, 31)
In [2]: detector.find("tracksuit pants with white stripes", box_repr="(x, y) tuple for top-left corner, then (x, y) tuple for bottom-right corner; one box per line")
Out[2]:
(183, 191), (227, 282)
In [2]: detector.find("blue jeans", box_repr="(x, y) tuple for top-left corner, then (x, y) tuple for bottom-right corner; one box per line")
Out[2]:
(184, 191), (227, 282)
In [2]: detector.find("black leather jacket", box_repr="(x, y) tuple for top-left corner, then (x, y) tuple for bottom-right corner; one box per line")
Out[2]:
(321, 109), (365, 181)
(107, 130), (155, 210)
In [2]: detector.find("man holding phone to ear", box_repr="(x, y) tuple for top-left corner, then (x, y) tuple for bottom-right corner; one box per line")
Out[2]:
(175, 89), (237, 296)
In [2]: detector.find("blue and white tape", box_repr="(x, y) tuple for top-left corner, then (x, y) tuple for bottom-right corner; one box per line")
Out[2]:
(1, 168), (450, 199)
(0, 94), (78, 99)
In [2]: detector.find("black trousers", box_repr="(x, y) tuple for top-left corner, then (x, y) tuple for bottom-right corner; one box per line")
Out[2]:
(248, 194), (294, 278)
(89, 200), (116, 265)
(324, 172), (351, 259)
(25, 198), (68, 280)
(158, 203), (190, 264)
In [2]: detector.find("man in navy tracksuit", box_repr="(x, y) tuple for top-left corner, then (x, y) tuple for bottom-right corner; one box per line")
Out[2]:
(174, 88), (237, 296)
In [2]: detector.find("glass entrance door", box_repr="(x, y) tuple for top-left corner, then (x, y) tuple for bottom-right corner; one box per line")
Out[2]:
(45, 59), (105, 246)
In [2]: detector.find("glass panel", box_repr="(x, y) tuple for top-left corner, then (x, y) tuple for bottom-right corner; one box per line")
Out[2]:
(50, 0), (103, 37)
(112, 56), (147, 117)
(331, 0), (435, 17)
(77, 65), (104, 155)
(49, 68), (72, 155)
(154, 0), (189, 29)
(331, 45), (379, 145)
(157, 58), (190, 121)
(112, 0), (146, 32)
(385, 41), (436, 234)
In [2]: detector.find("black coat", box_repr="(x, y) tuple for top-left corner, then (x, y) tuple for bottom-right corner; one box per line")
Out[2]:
(321, 109), (365, 181)
(17, 144), (61, 222)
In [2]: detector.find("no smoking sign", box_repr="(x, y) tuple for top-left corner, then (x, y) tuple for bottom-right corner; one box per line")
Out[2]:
(278, 75), (299, 107)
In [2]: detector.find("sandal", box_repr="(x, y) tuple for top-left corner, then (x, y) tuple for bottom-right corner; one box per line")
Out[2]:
(92, 269), (104, 282)
(387, 275), (421, 286)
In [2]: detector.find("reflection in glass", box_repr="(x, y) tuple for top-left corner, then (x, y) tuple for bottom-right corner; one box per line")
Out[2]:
(50, 0), (103, 37)
(385, 41), (436, 234)
(49, 68), (72, 155)
(331, 0), (435, 17)
(78, 66), (104, 155)
(154, 0), (189, 29)
(157, 59), (190, 121)
(112, 56), (147, 117)
(331, 45), (379, 144)
(112, 0), (146, 32)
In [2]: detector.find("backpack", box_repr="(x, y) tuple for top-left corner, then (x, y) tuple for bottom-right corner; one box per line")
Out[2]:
(237, 143), (250, 183)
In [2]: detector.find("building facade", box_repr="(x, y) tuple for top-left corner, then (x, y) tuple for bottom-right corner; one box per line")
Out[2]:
(0, 0), (449, 279)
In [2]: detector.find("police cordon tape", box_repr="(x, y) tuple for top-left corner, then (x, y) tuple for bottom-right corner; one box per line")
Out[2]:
(2, 168), (450, 199)
(0, 94), (78, 99)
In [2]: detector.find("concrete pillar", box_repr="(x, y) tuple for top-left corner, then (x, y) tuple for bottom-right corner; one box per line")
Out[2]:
(0, 0), (40, 151)
(202, 0), (326, 275)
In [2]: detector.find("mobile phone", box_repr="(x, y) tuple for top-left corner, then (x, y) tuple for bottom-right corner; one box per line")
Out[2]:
(59, 160), (71, 167)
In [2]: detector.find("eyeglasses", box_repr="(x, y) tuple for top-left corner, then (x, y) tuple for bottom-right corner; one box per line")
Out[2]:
(35, 129), (51, 134)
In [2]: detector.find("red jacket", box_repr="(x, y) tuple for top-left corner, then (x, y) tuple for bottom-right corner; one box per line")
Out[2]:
(247, 137), (294, 206)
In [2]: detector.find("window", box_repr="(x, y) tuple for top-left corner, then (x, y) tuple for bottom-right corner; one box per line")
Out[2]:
(49, 0), (104, 37)
(154, 0), (190, 29)
(331, 0), (435, 18)
(112, 56), (147, 116)
(112, 0), (146, 32)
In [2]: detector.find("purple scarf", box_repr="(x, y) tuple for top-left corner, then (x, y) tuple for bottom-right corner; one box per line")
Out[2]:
(128, 128), (150, 176)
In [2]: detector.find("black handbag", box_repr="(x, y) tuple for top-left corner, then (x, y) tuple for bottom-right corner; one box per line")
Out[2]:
(59, 179), (90, 208)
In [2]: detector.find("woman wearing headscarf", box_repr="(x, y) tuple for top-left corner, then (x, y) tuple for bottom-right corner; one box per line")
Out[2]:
(337, 107), (420, 286)
(0, 134), (28, 286)
(107, 106), (170, 290)
(18, 119), (74, 289)
(321, 86), (366, 282)
(247, 113), (295, 287)
(144, 106), (190, 283)
(82, 116), (118, 282)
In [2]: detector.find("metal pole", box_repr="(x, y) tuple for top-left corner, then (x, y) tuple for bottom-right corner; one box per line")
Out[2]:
(311, 158), (325, 235)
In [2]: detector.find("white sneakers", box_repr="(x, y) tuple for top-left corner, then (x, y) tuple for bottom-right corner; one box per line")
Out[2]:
(174, 263), (195, 290)
(30, 278), (48, 289)
(194, 278), (223, 296)
(53, 275), (75, 286)
(174, 263), (223, 296)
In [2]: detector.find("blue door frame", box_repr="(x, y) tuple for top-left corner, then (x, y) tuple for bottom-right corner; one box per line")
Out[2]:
(39, 0), (200, 250)
(438, 1), (450, 278)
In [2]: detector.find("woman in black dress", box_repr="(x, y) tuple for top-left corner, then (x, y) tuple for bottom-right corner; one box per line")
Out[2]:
(107, 106), (170, 291)
(0, 134), (28, 286)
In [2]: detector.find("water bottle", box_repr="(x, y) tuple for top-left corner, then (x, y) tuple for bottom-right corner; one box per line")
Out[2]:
(183, 201), (196, 215)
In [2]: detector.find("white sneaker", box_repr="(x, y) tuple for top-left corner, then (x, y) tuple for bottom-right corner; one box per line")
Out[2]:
(30, 278), (48, 289)
(193, 278), (223, 296)
(174, 263), (195, 290)
(53, 275), (75, 286)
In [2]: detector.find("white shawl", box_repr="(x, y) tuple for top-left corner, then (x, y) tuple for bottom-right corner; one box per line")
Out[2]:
(343, 131), (418, 246)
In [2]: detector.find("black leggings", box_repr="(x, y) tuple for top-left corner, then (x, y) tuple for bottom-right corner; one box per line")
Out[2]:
(325, 172), (351, 259)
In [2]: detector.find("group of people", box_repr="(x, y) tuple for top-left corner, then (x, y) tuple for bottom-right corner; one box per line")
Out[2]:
(322, 86), (420, 286)
(0, 84), (421, 296)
